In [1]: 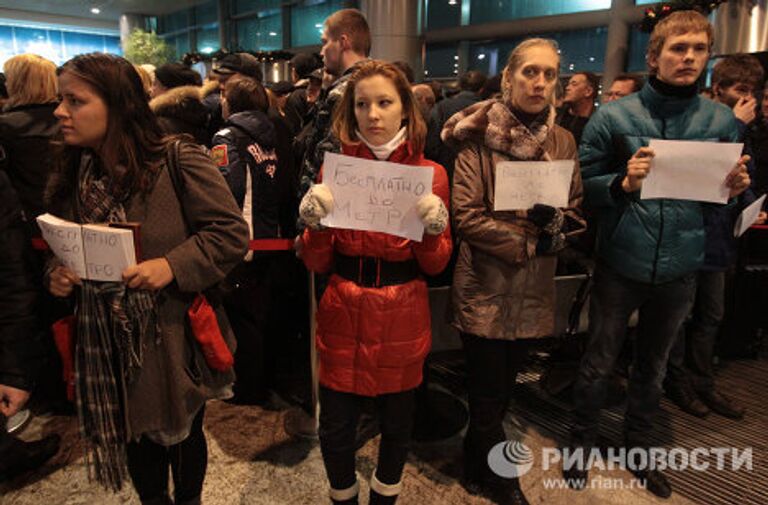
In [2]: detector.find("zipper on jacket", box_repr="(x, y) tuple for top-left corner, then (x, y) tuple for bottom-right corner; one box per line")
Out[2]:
(650, 118), (667, 283)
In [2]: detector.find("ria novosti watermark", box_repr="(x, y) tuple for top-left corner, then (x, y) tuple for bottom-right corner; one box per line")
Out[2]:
(488, 441), (753, 478)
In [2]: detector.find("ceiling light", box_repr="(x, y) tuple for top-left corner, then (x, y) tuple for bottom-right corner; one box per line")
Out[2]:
(91, 7), (100, 14)
(269, 32), (277, 36)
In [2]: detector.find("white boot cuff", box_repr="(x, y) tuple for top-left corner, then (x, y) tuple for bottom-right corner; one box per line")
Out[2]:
(370, 472), (403, 497)
(329, 479), (359, 501)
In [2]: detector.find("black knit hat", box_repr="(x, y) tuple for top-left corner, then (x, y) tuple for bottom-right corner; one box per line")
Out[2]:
(270, 81), (294, 96)
(290, 53), (321, 79)
(154, 63), (202, 89)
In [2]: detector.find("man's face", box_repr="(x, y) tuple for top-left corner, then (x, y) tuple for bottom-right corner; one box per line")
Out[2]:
(563, 74), (593, 104)
(650, 31), (710, 86)
(762, 88), (768, 119)
(320, 28), (343, 77)
(714, 81), (755, 109)
(603, 79), (636, 103)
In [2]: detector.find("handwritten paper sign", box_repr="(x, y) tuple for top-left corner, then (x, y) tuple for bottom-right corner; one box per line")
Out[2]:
(493, 160), (574, 211)
(735, 194), (767, 237)
(320, 152), (434, 241)
(641, 139), (744, 204)
(37, 213), (137, 282)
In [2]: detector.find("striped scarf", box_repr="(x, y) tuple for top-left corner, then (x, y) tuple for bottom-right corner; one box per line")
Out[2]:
(75, 152), (158, 491)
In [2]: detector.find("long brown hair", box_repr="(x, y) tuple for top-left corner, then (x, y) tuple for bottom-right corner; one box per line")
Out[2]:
(331, 60), (427, 154)
(49, 53), (167, 208)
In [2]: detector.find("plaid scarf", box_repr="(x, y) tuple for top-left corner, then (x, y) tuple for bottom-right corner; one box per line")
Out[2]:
(440, 99), (555, 161)
(74, 152), (158, 491)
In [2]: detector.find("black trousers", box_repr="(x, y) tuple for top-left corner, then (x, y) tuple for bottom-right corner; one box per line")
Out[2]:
(461, 333), (533, 482)
(126, 406), (207, 504)
(319, 386), (416, 492)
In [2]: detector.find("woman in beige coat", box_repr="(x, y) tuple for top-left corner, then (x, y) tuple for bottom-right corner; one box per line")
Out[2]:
(441, 39), (585, 505)
(45, 53), (248, 504)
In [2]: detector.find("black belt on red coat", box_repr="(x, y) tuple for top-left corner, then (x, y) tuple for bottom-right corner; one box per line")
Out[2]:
(333, 253), (420, 288)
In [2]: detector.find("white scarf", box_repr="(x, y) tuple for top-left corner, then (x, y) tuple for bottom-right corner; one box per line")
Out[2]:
(355, 126), (407, 160)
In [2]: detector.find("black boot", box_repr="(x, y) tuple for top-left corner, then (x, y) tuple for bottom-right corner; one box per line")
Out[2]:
(630, 468), (672, 499)
(329, 480), (359, 505)
(697, 389), (745, 419)
(666, 382), (709, 418)
(0, 433), (60, 482)
(141, 495), (173, 505)
(369, 474), (401, 505)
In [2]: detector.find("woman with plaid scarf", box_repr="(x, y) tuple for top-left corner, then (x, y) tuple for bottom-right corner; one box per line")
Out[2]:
(45, 53), (249, 505)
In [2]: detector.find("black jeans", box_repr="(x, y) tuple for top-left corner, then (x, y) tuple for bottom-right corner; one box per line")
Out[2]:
(319, 386), (416, 491)
(666, 270), (724, 393)
(571, 265), (695, 449)
(126, 406), (207, 504)
(461, 333), (533, 482)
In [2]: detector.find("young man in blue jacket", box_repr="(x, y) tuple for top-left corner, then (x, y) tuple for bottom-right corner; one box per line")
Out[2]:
(664, 54), (765, 420)
(567, 11), (751, 498)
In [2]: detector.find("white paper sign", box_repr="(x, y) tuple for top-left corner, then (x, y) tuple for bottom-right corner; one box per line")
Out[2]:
(493, 160), (574, 211)
(641, 139), (744, 204)
(320, 152), (434, 241)
(735, 194), (766, 237)
(37, 213), (137, 282)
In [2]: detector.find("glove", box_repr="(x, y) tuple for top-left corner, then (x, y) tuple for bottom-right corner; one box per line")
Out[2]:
(416, 194), (449, 236)
(527, 203), (564, 236)
(299, 183), (334, 230)
(536, 232), (566, 256)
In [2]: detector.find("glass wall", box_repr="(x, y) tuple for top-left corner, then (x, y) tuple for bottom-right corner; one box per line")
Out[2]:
(627, 28), (650, 72)
(424, 43), (459, 78)
(426, 0), (462, 30)
(636, 0), (659, 5)
(470, 0), (611, 25)
(466, 27), (609, 77)
(291, 0), (348, 47)
(236, 13), (283, 51)
(232, 0), (282, 16)
(0, 23), (120, 68)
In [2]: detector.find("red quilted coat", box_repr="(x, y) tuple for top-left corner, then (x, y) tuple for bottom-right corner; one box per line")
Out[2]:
(301, 141), (452, 396)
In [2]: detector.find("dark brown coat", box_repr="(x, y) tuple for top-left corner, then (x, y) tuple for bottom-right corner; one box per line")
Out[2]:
(443, 100), (585, 340)
(46, 142), (249, 440)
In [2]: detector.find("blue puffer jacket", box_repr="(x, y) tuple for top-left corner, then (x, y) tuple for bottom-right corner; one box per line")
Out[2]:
(580, 81), (740, 283)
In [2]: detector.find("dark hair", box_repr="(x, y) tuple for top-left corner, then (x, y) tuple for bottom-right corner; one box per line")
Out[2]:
(50, 53), (166, 206)
(611, 73), (644, 93)
(325, 8), (371, 57)
(332, 60), (427, 155)
(712, 54), (765, 90)
(155, 63), (202, 89)
(0, 72), (7, 99)
(574, 71), (600, 99)
(480, 74), (502, 99)
(392, 61), (415, 84)
(290, 53), (322, 79)
(224, 76), (268, 114)
(459, 70), (487, 93)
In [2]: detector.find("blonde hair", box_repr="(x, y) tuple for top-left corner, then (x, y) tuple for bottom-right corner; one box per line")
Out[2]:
(4, 54), (57, 107)
(332, 60), (426, 154)
(647, 10), (713, 72)
(502, 38), (561, 106)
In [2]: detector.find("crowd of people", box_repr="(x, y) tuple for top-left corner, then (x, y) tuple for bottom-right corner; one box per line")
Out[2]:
(1, 6), (767, 505)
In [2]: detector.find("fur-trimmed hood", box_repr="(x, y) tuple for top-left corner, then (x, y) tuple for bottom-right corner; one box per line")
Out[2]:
(200, 79), (220, 99)
(149, 86), (209, 144)
(440, 99), (556, 161)
(150, 85), (205, 116)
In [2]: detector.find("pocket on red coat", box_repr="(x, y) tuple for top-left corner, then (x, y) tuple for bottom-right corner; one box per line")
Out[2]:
(376, 336), (430, 368)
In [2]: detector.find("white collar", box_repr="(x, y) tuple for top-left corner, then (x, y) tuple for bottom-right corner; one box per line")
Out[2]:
(355, 127), (407, 160)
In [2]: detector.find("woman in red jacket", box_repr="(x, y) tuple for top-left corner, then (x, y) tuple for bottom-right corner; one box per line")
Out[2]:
(298, 60), (452, 505)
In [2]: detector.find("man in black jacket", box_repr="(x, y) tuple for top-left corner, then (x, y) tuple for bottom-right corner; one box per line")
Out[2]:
(0, 170), (60, 481)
